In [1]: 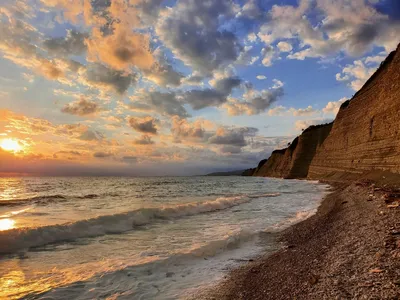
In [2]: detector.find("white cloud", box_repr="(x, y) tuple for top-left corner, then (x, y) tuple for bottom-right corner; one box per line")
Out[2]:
(272, 79), (284, 89)
(267, 105), (319, 117)
(335, 52), (387, 91)
(224, 85), (284, 116)
(236, 46), (259, 65)
(291, 105), (317, 116)
(267, 105), (286, 116)
(322, 97), (348, 115)
(256, 0), (400, 63)
(261, 46), (280, 67)
(247, 32), (258, 43)
(155, 0), (241, 76)
(256, 75), (267, 80)
(277, 41), (293, 53)
(294, 118), (333, 132)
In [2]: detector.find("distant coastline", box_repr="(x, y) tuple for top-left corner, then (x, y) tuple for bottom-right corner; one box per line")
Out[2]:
(204, 169), (255, 176)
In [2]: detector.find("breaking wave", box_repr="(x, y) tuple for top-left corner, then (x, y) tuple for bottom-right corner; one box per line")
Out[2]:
(0, 192), (123, 207)
(0, 193), (280, 255)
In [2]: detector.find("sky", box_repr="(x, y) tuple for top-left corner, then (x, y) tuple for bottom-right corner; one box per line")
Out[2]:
(0, 0), (399, 176)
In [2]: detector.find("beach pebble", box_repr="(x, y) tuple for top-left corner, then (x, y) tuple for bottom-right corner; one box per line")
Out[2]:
(166, 272), (175, 278)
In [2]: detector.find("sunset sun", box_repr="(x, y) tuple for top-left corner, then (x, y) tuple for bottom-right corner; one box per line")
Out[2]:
(0, 138), (23, 152)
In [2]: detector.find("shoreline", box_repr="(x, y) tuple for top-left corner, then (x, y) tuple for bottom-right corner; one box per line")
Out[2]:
(193, 180), (400, 299)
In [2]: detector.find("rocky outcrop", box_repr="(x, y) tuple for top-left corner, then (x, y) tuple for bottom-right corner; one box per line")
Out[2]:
(242, 168), (256, 176)
(253, 43), (400, 180)
(253, 123), (333, 178)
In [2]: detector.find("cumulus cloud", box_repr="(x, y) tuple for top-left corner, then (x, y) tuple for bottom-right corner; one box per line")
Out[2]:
(40, 0), (89, 24)
(220, 145), (242, 154)
(208, 129), (246, 147)
(181, 74), (241, 110)
(155, 0), (241, 76)
(261, 46), (280, 67)
(294, 118), (333, 132)
(129, 91), (189, 118)
(236, 0), (265, 20)
(136, 47), (184, 87)
(170, 117), (257, 152)
(182, 89), (229, 110)
(277, 41), (293, 52)
(256, 75), (267, 80)
(267, 105), (320, 117)
(93, 151), (113, 158)
(171, 116), (209, 142)
(292, 105), (317, 116)
(86, 26), (154, 71)
(143, 62), (184, 87)
(224, 84), (284, 116)
(323, 97), (348, 115)
(61, 97), (99, 116)
(84, 63), (137, 94)
(258, 0), (400, 62)
(208, 127), (258, 148)
(247, 32), (258, 43)
(79, 129), (104, 141)
(128, 116), (158, 134)
(335, 52), (387, 91)
(267, 105), (287, 116)
(236, 46), (259, 65)
(44, 30), (88, 57)
(211, 76), (242, 94)
(133, 134), (155, 145)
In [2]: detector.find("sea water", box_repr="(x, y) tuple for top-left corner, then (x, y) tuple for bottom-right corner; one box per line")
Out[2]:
(0, 176), (329, 299)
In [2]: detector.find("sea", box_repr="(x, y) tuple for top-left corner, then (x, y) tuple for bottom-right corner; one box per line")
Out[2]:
(0, 176), (329, 299)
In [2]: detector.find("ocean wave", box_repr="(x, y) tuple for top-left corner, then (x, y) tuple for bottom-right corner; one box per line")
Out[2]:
(20, 229), (261, 300)
(248, 192), (280, 198)
(0, 195), (67, 207)
(0, 194), (278, 255)
(0, 192), (122, 207)
(269, 208), (318, 232)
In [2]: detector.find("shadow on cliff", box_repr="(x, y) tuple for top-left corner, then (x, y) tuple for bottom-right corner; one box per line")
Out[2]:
(287, 123), (333, 179)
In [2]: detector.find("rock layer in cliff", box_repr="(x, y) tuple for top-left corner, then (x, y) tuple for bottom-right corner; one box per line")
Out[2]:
(253, 42), (400, 180)
(308, 43), (400, 178)
(253, 123), (333, 178)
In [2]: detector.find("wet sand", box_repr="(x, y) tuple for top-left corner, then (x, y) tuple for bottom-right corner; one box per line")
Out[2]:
(193, 180), (400, 299)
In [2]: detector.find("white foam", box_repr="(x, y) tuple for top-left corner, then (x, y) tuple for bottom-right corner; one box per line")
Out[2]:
(0, 194), (279, 255)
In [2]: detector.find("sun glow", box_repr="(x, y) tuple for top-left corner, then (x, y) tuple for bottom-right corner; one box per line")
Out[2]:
(0, 218), (15, 231)
(0, 138), (23, 152)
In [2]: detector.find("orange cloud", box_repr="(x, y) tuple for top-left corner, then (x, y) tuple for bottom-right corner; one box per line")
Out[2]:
(41, 0), (89, 24)
(86, 25), (155, 71)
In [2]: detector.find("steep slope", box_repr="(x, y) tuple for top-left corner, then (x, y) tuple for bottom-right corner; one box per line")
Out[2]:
(253, 123), (333, 178)
(253, 43), (400, 180)
(308, 44), (400, 178)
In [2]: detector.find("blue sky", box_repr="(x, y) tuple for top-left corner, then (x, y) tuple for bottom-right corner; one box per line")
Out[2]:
(0, 0), (399, 175)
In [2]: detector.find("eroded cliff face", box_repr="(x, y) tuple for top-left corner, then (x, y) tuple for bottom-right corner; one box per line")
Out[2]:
(253, 43), (400, 180)
(253, 123), (333, 178)
(308, 44), (400, 179)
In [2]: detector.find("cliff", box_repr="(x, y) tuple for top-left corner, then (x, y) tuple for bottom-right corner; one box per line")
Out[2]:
(253, 43), (400, 180)
(308, 44), (400, 179)
(253, 123), (333, 178)
(242, 168), (255, 176)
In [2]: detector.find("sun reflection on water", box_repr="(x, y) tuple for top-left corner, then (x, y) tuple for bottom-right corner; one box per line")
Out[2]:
(0, 218), (15, 231)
